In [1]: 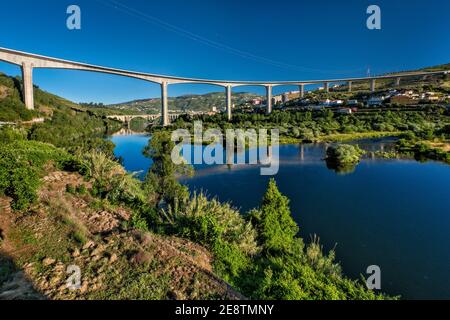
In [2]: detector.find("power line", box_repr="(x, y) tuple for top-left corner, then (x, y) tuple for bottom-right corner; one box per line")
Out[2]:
(94, 0), (367, 76)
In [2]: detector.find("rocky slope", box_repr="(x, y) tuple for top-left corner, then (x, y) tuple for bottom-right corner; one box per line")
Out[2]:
(0, 169), (243, 300)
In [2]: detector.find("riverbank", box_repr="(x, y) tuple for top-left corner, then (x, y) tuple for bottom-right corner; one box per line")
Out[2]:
(279, 131), (401, 144)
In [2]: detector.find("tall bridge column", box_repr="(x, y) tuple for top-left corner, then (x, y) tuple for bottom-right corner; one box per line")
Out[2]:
(395, 77), (401, 86)
(266, 85), (273, 114)
(324, 82), (329, 92)
(348, 81), (352, 92)
(21, 62), (34, 110)
(299, 84), (304, 98)
(225, 85), (232, 121)
(161, 81), (169, 126)
(370, 79), (376, 92)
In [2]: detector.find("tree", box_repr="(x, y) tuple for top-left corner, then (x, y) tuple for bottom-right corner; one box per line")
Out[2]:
(249, 179), (299, 254)
(143, 131), (192, 209)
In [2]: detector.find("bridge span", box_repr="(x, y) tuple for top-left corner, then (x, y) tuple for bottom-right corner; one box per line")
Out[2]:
(0, 47), (448, 126)
(107, 114), (180, 124)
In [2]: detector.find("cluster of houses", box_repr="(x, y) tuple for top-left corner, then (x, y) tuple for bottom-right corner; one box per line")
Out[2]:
(302, 89), (449, 113)
(241, 88), (450, 115)
(367, 90), (448, 106)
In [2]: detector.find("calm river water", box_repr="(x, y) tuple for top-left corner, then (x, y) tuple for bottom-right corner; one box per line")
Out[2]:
(110, 133), (450, 299)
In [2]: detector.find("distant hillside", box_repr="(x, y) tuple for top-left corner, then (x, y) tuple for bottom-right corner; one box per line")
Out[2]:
(107, 92), (262, 114)
(2, 60), (448, 121)
(407, 62), (450, 73)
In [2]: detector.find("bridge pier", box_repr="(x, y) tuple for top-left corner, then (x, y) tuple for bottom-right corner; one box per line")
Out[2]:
(348, 81), (352, 92)
(266, 85), (273, 114)
(299, 84), (304, 98)
(324, 82), (329, 92)
(395, 77), (401, 86)
(161, 81), (169, 126)
(370, 79), (376, 92)
(21, 62), (34, 110)
(225, 85), (232, 121)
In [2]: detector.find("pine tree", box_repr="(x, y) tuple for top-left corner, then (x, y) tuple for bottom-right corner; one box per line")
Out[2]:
(250, 178), (299, 254)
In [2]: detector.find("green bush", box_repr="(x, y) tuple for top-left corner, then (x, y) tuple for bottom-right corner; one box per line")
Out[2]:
(0, 139), (73, 210)
(174, 193), (258, 282)
(65, 184), (76, 194)
(76, 184), (87, 195)
(241, 179), (389, 300)
(326, 144), (365, 166)
(9, 166), (40, 210)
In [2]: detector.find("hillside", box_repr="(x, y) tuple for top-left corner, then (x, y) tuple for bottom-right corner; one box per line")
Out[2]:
(0, 72), (83, 122)
(0, 126), (388, 300)
(106, 92), (262, 114)
(105, 63), (450, 115)
(0, 169), (241, 300)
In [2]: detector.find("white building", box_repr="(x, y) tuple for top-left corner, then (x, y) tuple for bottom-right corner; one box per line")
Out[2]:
(336, 108), (353, 114)
(367, 96), (386, 106)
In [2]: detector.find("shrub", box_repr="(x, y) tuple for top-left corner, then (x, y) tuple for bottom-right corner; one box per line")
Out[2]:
(65, 184), (75, 194)
(248, 179), (299, 254)
(76, 184), (87, 195)
(7, 165), (40, 210)
(326, 144), (365, 166)
(174, 193), (258, 282)
(79, 150), (146, 205)
(0, 139), (73, 210)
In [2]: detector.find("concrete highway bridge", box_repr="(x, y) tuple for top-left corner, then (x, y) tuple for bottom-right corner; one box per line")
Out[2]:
(0, 47), (448, 126)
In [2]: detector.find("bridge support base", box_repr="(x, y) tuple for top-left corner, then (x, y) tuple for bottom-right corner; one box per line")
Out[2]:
(21, 63), (34, 110)
(348, 81), (352, 92)
(299, 84), (304, 98)
(226, 85), (232, 121)
(161, 81), (169, 126)
(370, 79), (376, 93)
(266, 86), (273, 114)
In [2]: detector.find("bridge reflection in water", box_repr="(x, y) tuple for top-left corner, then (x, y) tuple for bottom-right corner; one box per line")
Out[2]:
(111, 128), (149, 136)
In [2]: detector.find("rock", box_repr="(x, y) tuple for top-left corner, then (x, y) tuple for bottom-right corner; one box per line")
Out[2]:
(79, 281), (89, 294)
(130, 250), (152, 265)
(92, 255), (102, 262)
(42, 258), (56, 267)
(109, 253), (118, 263)
(83, 241), (95, 250)
(58, 284), (67, 292)
(50, 276), (62, 286)
(72, 248), (80, 257)
(90, 245), (104, 257)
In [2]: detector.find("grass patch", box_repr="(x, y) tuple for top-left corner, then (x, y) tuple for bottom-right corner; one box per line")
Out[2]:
(317, 131), (401, 142)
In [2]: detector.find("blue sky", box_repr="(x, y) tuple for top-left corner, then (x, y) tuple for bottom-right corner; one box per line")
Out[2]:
(0, 0), (449, 104)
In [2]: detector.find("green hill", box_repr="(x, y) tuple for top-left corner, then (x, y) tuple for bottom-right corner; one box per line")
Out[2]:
(0, 72), (80, 122)
(106, 91), (262, 114)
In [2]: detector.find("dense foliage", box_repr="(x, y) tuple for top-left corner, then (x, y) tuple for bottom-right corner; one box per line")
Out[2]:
(29, 110), (120, 156)
(0, 127), (75, 209)
(157, 106), (449, 143)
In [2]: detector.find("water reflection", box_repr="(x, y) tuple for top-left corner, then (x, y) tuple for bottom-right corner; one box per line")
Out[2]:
(110, 134), (450, 299)
(112, 128), (147, 136)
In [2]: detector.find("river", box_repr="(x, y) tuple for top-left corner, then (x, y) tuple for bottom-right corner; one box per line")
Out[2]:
(109, 133), (450, 299)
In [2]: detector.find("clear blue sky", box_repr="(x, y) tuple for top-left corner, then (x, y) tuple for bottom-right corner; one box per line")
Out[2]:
(0, 0), (449, 104)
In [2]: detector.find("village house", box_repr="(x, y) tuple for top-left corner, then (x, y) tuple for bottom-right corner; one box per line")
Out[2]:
(367, 96), (386, 106)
